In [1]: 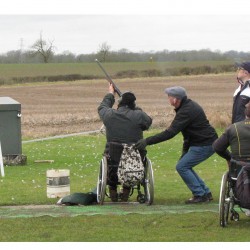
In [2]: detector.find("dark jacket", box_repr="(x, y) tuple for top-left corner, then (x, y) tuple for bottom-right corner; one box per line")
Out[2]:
(98, 93), (152, 150)
(145, 97), (218, 151)
(232, 81), (250, 123)
(213, 118), (250, 161)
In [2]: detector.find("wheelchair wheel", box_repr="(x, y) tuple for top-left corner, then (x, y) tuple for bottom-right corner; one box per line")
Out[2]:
(219, 171), (230, 227)
(97, 156), (108, 205)
(144, 157), (154, 205)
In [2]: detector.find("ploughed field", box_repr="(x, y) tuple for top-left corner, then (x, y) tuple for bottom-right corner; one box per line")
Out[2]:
(0, 73), (236, 139)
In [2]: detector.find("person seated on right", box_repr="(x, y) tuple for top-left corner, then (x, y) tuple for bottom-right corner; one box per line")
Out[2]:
(213, 102), (250, 215)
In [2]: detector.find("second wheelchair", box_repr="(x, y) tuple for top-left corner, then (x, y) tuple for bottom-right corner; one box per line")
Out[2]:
(219, 159), (250, 227)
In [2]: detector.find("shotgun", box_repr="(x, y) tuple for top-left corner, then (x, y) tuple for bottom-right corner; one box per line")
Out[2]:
(95, 59), (122, 97)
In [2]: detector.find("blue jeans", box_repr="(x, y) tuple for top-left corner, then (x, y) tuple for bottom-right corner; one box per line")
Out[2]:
(176, 145), (214, 197)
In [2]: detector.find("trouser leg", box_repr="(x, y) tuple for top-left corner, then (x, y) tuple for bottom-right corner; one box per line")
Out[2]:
(176, 145), (214, 196)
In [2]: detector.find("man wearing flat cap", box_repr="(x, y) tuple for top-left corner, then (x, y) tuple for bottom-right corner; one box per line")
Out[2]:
(136, 86), (218, 204)
(98, 83), (152, 202)
(233, 62), (250, 123)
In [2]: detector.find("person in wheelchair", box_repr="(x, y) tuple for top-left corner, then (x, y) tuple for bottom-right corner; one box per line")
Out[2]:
(98, 83), (152, 202)
(213, 102), (250, 215)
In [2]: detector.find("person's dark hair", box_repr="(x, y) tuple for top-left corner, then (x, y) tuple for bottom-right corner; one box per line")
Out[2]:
(118, 91), (136, 109)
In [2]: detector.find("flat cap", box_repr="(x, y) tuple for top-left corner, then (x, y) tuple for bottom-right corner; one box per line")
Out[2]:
(165, 86), (187, 100)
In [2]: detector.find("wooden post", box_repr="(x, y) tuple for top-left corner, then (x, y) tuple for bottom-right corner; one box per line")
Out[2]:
(0, 142), (5, 177)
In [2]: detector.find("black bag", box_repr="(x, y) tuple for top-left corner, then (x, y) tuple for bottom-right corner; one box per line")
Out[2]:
(57, 191), (97, 206)
(235, 165), (250, 209)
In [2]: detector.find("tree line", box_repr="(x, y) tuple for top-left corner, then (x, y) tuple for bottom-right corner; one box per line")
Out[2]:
(0, 34), (249, 64)
(2, 48), (250, 64)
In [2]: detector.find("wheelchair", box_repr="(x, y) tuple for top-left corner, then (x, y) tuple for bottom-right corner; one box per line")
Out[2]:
(219, 159), (250, 227)
(96, 143), (154, 205)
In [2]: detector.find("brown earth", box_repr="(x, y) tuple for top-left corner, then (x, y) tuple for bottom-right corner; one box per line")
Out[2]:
(0, 73), (237, 139)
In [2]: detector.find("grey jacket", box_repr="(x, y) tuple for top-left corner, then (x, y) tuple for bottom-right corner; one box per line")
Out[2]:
(98, 93), (152, 150)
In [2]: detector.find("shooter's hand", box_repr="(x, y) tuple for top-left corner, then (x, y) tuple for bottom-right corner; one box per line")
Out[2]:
(109, 83), (115, 95)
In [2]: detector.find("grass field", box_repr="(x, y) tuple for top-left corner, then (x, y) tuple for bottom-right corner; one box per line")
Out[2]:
(0, 61), (232, 79)
(0, 132), (250, 242)
(1, 131), (223, 206)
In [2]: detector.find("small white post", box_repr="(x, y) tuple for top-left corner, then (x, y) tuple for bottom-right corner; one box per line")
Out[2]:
(0, 141), (5, 177)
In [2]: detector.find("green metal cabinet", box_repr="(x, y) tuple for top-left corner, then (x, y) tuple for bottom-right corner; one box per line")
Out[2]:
(0, 97), (22, 156)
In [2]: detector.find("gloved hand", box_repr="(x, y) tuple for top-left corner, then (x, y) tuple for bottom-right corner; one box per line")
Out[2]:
(135, 139), (147, 151)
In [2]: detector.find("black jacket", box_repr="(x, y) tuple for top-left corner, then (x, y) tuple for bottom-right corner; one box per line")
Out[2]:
(146, 97), (218, 151)
(232, 81), (250, 123)
(213, 118), (250, 161)
(98, 93), (152, 145)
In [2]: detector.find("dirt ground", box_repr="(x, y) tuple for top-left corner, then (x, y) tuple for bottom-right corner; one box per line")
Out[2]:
(0, 73), (236, 139)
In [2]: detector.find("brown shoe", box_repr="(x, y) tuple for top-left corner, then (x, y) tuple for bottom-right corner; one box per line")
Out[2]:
(206, 192), (213, 201)
(185, 195), (208, 204)
(109, 186), (118, 202)
(121, 187), (131, 202)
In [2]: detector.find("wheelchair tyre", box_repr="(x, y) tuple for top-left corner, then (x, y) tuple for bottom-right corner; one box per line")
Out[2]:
(97, 156), (108, 205)
(219, 171), (230, 227)
(144, 157), (154, 205)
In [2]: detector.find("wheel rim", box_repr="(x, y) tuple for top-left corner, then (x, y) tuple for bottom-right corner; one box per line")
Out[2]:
(97, 157), (107, 204)
(219, 171), (230, 227)
(144, 158), (154, 205)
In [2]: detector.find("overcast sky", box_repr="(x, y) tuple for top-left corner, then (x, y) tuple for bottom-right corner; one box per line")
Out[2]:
(1, 0), (250, 55)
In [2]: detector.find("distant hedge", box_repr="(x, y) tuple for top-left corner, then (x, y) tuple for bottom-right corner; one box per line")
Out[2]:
(115, 64), (235, 78)
(0, 64), (235, 85)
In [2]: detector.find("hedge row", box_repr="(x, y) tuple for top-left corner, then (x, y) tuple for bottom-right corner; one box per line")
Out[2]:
(0, 64), (234, 85)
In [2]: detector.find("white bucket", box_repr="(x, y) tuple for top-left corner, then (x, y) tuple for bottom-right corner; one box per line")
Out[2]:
(46, 169), (70, 198)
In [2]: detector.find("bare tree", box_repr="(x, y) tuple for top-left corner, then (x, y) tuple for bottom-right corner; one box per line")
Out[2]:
(97, 42), (111, 62)
(31, 32), (56, 63)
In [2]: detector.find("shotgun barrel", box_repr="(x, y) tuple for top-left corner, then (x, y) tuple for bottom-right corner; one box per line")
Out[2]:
(95, 59), (122, 97)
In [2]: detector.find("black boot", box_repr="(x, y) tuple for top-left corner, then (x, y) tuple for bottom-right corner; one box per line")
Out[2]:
(121, 186), (131, 202)
(109, 186), (118, 202)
